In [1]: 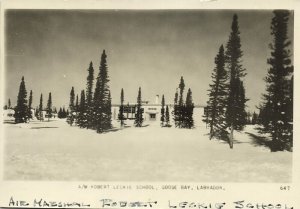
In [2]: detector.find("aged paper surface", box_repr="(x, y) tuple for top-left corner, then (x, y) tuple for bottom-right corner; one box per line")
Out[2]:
(0, 0), (299, 208)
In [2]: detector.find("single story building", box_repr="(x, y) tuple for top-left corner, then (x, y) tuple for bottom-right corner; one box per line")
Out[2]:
(111, 95), (204, 124)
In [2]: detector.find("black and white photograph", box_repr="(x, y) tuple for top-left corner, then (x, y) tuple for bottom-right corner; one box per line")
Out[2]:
(1, 0), (300, 208)
(2, 8), (294, 183)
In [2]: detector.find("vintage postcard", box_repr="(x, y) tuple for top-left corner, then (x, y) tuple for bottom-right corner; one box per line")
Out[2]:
(0, 0), (299, 208)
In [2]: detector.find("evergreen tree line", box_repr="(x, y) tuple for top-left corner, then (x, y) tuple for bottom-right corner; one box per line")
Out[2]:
(117, 84), (186, 129)
(14, 77), (30, 123)
(243, 111), (259, 125)
(117, 87), (145, 128)
(204, 11), (293, 151)
(117, 88), (125, 127)
(173, 76), (194, 129)
(68, 50), (154, 131)
(13, 76), (55, 123)
(34, 93), (55, 121)
(257, 10), (293, 151)
(10, 11), (293, 152)
(67, 50), (112, 133)
(204, 14), (249, 148)
(134, 87), (144, 127)
(160, 95), (171, 127)
(57, 107), (68, 118)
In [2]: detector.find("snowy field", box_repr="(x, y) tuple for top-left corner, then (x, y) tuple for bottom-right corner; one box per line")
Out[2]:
(3, 112), (292, 182)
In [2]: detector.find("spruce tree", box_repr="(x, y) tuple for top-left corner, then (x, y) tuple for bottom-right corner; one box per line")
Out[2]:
(39, 94), (44, 121)
(134, 87), (143, 127)
(46, 92), (52, 121)
(286, 74), (293, 138)
(62, 107), (67, 118)
(27, 90), (33, 120)
(252, 112), (258, 125)
(93, 50), (112, 133)
(184, 88), (194, 129)
(85, 61), (94, 129)
(75, 94), (79, 123)
(165, 105), (170, 127)
(67, 87), (75, 126)
(15, 77), (28, 123)
(258, 94), (271, 129)
(160, 94), (165, 127)
(202, 106), (209, 128)
(75, 94), (79, 112)
(77, 90), (86, 128)
(246, 112), (251, 124)
(62, 108), (66, 118)
(260, 10), (293, 151)
(225, 14), (248, 148)
(205, 45), (228, 139)
(173, 77), (192, 129)
(126, 102), (130, 119)
(8, 98), (11, 109)
(173, 89), (179, 127)
(178, 77), (185, 128)
(53, 107), (57, 118)
(35, 106), (39, 119)
(237, 80), (248, 126)
(118, 88), (125, 127)
(93, 62), (102, 131)
(103, 90), (112, 130)
(58, 107), (63, 118)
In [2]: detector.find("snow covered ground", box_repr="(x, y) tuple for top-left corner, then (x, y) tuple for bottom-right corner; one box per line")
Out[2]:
(3, 114), (292, 182)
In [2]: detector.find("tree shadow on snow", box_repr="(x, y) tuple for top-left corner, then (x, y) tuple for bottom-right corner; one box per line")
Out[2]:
(245, 132), (272, 149)
(108, 124), (150, 132)
(211, 135), (246, 150)
(101, 126), (130, 133)
(232, 139), (246, 144)
(212, 135), (245, 144)
(221, 138), (245, 146)
(3, 121), (16, 124)
(31, 127), (59, 129)
(104, 128), (122, 133)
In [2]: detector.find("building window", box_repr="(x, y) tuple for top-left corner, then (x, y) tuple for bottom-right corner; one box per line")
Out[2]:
(131, 107), (136, 113)
(150, 114), (156, 119)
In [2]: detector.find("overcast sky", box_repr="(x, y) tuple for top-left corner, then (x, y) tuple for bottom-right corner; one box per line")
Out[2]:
(5, 10), (293, 111)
